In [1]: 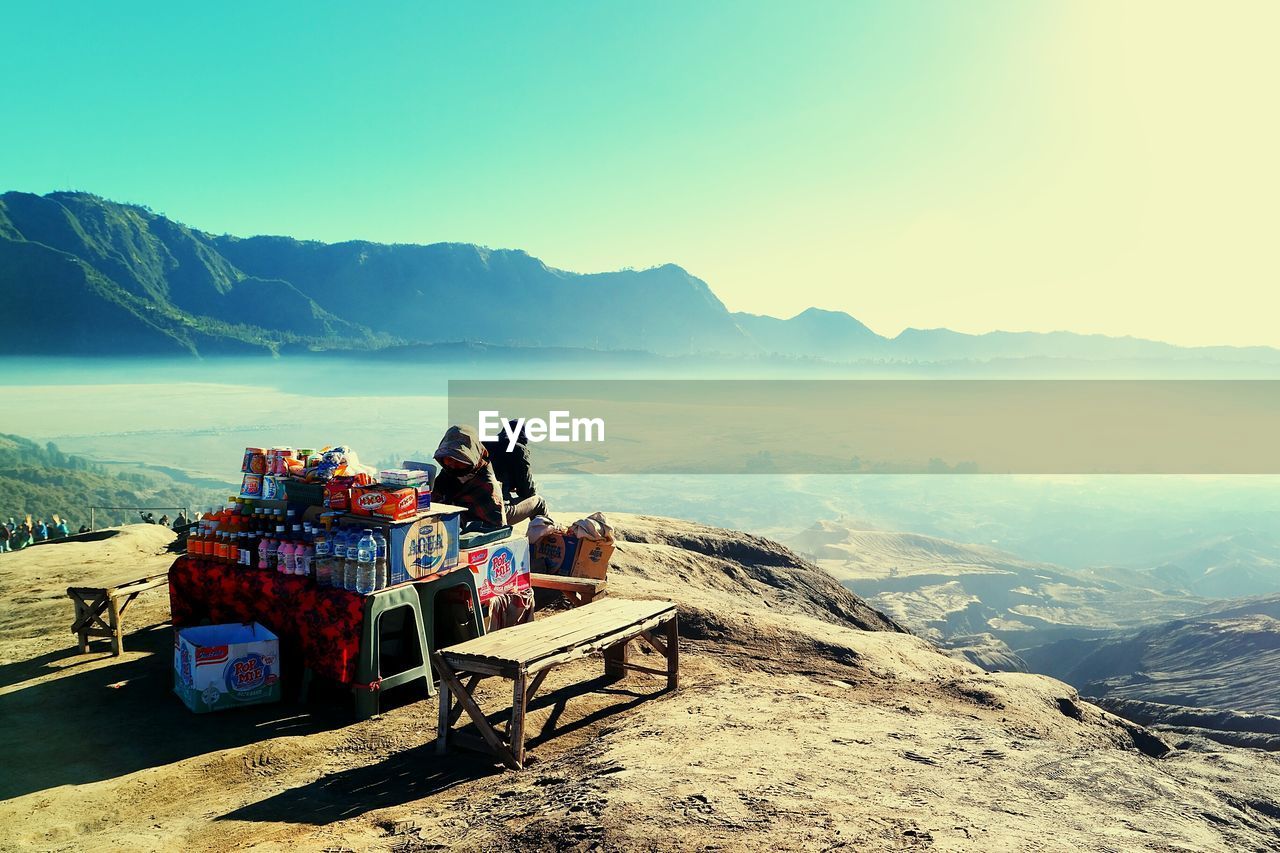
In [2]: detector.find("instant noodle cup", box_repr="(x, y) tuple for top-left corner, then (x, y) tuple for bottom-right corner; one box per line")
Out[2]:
(243, 448), (266, 475)
(262, 475), (282, 500)
(240, 473), (264, 499)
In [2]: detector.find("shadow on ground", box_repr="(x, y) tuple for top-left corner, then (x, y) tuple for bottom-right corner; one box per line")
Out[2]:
(0, 623), (350, 801)
(220, 676), (665, 825)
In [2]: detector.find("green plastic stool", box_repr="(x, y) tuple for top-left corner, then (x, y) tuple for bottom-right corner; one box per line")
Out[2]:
(353, 583), (434, 719)
(351, 570), (485, 719)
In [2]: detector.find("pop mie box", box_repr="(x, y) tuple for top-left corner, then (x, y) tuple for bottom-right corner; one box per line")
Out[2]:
(463, 537), (531, 603)
(173, 622), (281, 714)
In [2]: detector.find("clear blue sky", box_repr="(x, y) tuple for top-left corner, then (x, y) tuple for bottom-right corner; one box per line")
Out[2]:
(4, 2), (1278, 346)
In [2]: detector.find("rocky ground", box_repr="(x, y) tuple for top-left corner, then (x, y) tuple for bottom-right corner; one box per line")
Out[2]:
(0, 519), (1278, 851)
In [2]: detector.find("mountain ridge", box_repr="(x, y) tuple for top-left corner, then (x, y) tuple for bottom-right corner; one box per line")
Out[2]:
(6, 189), (1280, 365)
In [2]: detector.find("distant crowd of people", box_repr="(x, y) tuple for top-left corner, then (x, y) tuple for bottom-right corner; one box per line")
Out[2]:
(139, 511), (189, 529)
(0, 509), (196, 555)
(0, 515), (82, 553)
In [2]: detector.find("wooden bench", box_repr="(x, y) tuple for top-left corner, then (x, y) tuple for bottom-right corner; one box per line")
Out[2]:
(67, 573), (169, 655)
(529, 572), (607, 607)
(433, 597), (678, 770)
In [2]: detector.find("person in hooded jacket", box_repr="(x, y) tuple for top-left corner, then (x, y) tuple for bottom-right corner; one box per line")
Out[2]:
(433, 425), (506, 529)
(481, 419), (548, 525)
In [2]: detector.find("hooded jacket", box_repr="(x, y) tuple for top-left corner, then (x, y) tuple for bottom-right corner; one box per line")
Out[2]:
(433, 425), (507, 528)
(482, 419), (538, 503)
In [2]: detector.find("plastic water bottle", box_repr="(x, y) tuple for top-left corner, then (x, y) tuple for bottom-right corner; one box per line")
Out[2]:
(355, 529), (376, 594)
(333, 527), (349, 587)
(314, 527), (332, 586)
(343, 529), (359, 591)
(299, 542), (314, 578)
(373, 530), (388, 590)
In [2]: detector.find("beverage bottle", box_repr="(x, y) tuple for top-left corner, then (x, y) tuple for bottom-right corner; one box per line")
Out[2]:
(333, 527), (349, 588)
(259, 535), (274, 571)
(225, 517), (238, 565)
(343, 529), (359, 591)
(278, 539), (294, 575)
(188, 519), (204, 557)
(289, 524), (304, 574)
(355, 529), (376, 594)
(314, 525), (331, 586)
(271, 521), (286, 570)
(373, 530), (388, 590)
(204, 506), (221, 553)
(299, 542), (314, 579)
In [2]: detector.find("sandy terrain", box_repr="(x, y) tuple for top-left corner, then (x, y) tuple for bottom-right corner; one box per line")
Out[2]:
(1, 520), (1278, 851)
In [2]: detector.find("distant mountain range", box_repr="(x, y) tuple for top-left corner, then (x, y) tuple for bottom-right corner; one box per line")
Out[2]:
(1024, 595), (1280, 717)
(5, 189), (1280, 364)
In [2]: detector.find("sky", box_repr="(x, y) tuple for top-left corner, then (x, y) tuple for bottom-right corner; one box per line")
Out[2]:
(4, 1), (1278, 348)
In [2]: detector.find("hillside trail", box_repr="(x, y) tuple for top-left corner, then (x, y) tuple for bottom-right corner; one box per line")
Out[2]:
(0, 520), (1277, 851)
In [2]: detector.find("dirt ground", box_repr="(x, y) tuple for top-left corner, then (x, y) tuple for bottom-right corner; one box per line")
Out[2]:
(1, 520), (1278, 852)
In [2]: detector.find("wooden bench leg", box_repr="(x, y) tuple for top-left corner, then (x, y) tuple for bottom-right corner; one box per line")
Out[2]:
(436, 671), (452, 755)
(108, 595), (124, 656)
(510, 672), (529, 770)
(665, 616), (679, 690)
(72, 598), (90, 654)
(432, 653), (520, 770)
(603, 640), (629, 681)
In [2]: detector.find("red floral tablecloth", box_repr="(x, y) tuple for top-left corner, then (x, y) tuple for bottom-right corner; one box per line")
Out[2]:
(169, 556), (366, 684)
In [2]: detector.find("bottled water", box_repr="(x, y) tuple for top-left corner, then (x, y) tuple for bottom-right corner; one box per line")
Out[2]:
(355, 529), (376, 594)
(373, 530), (388, 590)
(333, 527), (350, 589)
(343, 529), (358, 591)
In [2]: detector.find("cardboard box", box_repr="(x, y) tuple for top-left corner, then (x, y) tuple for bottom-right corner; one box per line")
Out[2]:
(173, 622), (281, 714)
(463, 538), (531, 603)
(350, 486), (418, 521)
(344, 506), (462, 586)
(570, 537), (613, 579)
(534, 533), (613, 579)
(534, 532), (577, 574)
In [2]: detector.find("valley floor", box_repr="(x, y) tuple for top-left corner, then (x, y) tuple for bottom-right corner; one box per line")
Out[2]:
(0, 521), (1277, 851)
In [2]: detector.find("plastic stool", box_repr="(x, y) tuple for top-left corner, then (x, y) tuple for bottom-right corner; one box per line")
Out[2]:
(415, 569), (486, 658)
(353, 583), (434, 719)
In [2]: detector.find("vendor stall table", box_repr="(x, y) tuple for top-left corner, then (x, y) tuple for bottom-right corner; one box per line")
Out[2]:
(169, 556), (484, 718)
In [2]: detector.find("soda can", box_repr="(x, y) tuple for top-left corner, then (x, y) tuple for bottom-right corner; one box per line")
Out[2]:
(240, 473), (264, 499)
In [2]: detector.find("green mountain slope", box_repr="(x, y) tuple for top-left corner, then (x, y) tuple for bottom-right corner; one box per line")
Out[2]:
(0, 192), (387, 355)
(0, 435), (225, 529)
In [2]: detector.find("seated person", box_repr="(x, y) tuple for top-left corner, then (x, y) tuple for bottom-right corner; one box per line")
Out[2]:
(433, 425), (506, 529)
(482, 419), (548, 525)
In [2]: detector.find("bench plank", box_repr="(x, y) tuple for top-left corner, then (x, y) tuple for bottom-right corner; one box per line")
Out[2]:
(441, 598), (675, 674)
